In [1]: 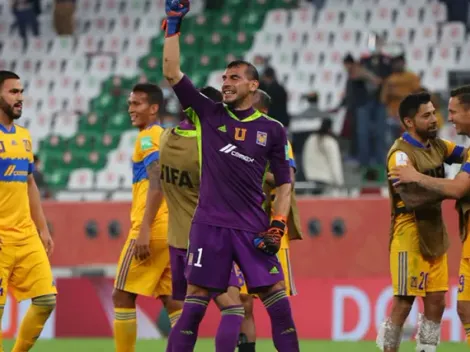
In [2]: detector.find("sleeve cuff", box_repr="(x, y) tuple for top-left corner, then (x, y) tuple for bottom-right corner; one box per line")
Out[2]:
(462, 163), (470, 174)
(28, 162), (35, 174)
(143, 151), (159, 168)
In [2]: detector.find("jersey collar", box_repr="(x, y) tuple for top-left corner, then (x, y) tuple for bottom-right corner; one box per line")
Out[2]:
(145, 122), (160, 130)
(402, 132), (429, 149)
(225, 106), (263, 122)
(0, 124), (16, 134)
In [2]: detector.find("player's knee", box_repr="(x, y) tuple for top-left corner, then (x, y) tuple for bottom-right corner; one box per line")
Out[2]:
(457, 301), (470, 323)
(32, 294), (56, 311)
(112, 288), (136, 308)
(186, 284), (209, 297)
(160, 295), (183, 313)
(241, 295), (254, 318)
(424, 293), (446, 321)
(226, 286), (241, 305)
(390, 296), (414, 324)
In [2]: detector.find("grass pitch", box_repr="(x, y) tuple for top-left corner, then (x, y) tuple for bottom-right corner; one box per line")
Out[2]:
(3, 339), (468, 351)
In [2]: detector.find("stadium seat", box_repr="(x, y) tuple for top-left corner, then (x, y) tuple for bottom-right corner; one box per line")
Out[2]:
(413, 24), (438, 46)
(421, 66), (448, 91)
(95, 169), (121, 190)
(2, 39), (24, 60)
(316, 8), (341, 29)
(406, 46), (430, 72)
(115, 56), (138, 78)
(342, 9), (368, 29)
(431, 46), (458, 69)
(289, 6), (315, 31)
(101, 35), (124, 54)
(422, 2), (448, 23)
(52, 112), (79, 139)
(89, 56), (115, 80)
(387, 27), (412, 44)
(440, 22), (467, 45)
(64, 57), (88, 78)
(48, 36), (75, 59)
(369, 7), (394, 31)
(106, 149), (132, 178)
(118, 130), (138, 151)
(68, 168), (95, 190)
(262, 9), (290, 31)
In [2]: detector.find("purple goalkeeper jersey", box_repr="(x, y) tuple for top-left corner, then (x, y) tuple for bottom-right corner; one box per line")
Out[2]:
(172, 76), (291, 233)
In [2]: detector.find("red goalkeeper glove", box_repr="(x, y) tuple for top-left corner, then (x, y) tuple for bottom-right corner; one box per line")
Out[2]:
(162, 0), (190, 37)
(253, 216), (287, 256)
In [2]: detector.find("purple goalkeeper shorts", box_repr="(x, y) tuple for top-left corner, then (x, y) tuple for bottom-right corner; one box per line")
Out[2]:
(185, 223), (284, 293)
(170, 245), (245, 300)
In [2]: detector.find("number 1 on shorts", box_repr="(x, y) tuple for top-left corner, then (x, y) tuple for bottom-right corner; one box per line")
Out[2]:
(194, 248), (203, 267)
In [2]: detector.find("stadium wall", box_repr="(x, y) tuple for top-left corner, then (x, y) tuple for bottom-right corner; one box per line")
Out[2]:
(3, 199), (465, 340)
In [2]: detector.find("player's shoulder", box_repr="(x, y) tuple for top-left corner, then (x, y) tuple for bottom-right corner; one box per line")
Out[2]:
(14, 124), (31, 138)
(258, 114), (285, 130)
(389, 150), (409, 167)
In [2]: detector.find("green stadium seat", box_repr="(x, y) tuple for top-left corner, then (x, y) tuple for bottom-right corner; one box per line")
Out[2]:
(40, 135), (67, 152)
(180, 33), (203, 56)
(202, 32), (229, 56)
(107, 111), (132, 133)
(68, 133), (94, 152)
(185, 14), (214, 36)
(274, 0), (299, 9)
(80, 150), (107, 170)
(223, 0), (248, 13)
(77, 113), (105, 133)
(90, 93), (117, 115)
(46, 169), (70, 189)
(238, 11), (266, 33)
(139, 55), (161, 75)
(228, 32), (254, 57)
(193, 54), (222, 76)
(97, 131), (121, 151)
(213, 12), (240, 36)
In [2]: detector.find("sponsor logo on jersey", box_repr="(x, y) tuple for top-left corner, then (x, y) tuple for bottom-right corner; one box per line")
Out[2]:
(218, 125), (227, 133)
(256, 131), (267, 146)
(22, 139), (31, 151)
(219, 144), (254, 163)
(4, 165), (27, 177)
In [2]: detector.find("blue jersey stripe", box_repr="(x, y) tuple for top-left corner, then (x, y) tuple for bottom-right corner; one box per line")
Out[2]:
(289, 158), (296, 170)
(445, 145), (464, 164)
(0, 157), (30, 182)
(132, 161), (147, 184)
(462, 163), (470, 174)
(143, 151), (159, 168)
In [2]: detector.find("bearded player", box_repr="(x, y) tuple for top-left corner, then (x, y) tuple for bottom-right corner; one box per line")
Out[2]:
(0, 71), (56, 352)
(162, 1), (299, 351)
(377, 92), (466, 352)
(160, 86), (246, 352)
(112, 83), (182, 352)
(238, 89), (302, 352)
(389, 86), (470, 347)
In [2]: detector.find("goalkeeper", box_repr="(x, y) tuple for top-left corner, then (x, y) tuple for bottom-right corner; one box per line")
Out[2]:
(162, 0), (299, 351)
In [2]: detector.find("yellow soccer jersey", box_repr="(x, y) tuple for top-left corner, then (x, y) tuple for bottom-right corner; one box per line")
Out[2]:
(0, 124), (36, 244)
(389, 136), (462, 252)
(130, 123), (168, 239)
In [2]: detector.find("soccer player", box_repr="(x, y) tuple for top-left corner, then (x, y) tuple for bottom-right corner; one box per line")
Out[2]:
(0, 71), (56, 352)
(162, 1), (299, 351)
(377, 92), (466, 352)
(160, 86), (246, 352)
(388, 86), (470, 347)
(112, 83), (182, 352)
(238, 90), (303, 352)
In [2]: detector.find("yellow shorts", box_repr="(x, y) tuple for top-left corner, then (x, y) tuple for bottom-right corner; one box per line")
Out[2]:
(458, 257), (470, 301)
(240, 247), (297, 297)
(114, 234), (172, 298)
(0, 235), (56, 305)
(390, 251), (448, 297)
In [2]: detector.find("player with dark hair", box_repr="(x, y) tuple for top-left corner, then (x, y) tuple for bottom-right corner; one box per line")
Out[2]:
(236, 90), (302, 352)
(389, 85), (470, 347)
(112, 83), (182, 352)
(162, 1), (298, 351)
(160, 86), (247, 352)
(0, 71), (57, 351)
(377, 92), (466, 352)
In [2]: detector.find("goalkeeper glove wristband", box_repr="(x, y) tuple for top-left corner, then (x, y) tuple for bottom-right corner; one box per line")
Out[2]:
(253, 215), (287, 256)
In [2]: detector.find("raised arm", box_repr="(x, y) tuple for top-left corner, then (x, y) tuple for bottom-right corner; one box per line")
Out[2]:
(162, 0), (216, 120)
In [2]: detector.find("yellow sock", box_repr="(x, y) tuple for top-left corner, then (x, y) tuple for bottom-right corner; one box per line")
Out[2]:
(0, 304), (4, 352)
(12, 295), (56, 352)
(114, 308), (137, 352)
(168, 309), (182, 328)
(465, 323), (470, 345)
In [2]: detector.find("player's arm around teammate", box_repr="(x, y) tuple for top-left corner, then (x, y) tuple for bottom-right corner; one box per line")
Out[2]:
(390, 86), (470, 346)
